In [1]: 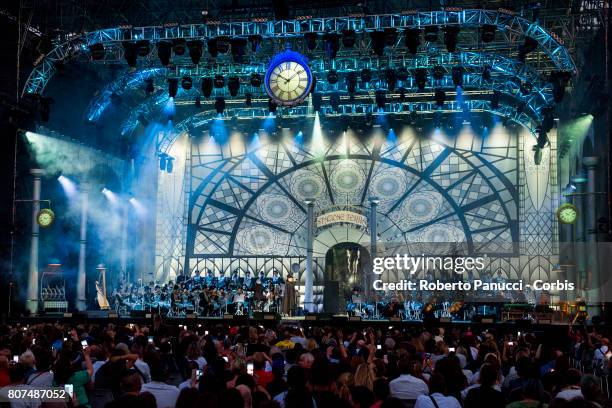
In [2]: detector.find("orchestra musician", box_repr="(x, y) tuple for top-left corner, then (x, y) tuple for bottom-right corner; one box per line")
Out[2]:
(217, 271), (228, 289)
(204, 269), (216, 288)
(271, 269), (284, 286)
(230, 269), (242, 289)
(243, 270), (254, 291)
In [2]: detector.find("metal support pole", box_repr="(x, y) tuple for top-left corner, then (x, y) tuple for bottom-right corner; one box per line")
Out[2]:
(27, 169), (43, 314)
(304, 200), (315, 313)
(76, 183), (89, 311)
(584, 157), (600, 312)
(573, 176), (587, 299)
(369, 196), (379, 298)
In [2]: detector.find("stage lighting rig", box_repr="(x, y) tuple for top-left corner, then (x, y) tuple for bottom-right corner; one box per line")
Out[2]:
(549, 71), (572, 103)
(312, 93), (322, 111)
(324, 33), (341, 59)
(250, 73), (262, 87)
(201, 77), (213, 97)
(533, 127), (549, 165)
(432, 66), (445, 80)
(434, 89), (446, 107)
(396, 67), (409, 82)
(342, 30), (356, 48)
(330, 92), (341, 112)
(89, 43), (105, 60)
(346, 71), (358, 96)
(231, 38), (248, 63)
(370, 31), (386, 56)
(518, 36), (538, 62)
(491, 90), (500, 108)
(482, 66), (492, 81)
(384, 69), (397, 91)
(516, 101), (526, 115)
(172, 39), (186, 55)
(519, 81), (533, 95)
(215, 97), (226, 114)
(157, 41), (172, 66)
(424, 26), (439, 42)
(451, 67), (464, 87)
(327, 70), (339, 85)
(195, 96), (201, 108)
(414, 68), (428, 91)
(361, 69), (372, 83)
(384, 28), (398, 46)
(404, 28), (421, 55)
(207, 38), (219, 58)
(145, 78), (154, 94)
(187, 40), (203, 65)
(228, 76), (240, 96)
(480, 24), (496, 43)
(167, 78), (178, 97)
(245, 93), (252, 107)
(305, 33), (318, 51)
(123, 42), (137, 67)
(375, 90), (386, 109)
(443, 26), (460, 53)
(217, 37), (231, 54)
(248, 35), (262, 52)
(181, 76), (193, 90)
(541, 106), (555, 132)
(268, 98), (278, 113)
(214, 75), (225, 88)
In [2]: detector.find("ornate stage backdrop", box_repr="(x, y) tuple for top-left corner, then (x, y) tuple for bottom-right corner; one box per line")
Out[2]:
(153, 122), (560, 307)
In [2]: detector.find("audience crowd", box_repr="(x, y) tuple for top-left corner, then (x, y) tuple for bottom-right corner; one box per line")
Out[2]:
(1, 317), (611, 408)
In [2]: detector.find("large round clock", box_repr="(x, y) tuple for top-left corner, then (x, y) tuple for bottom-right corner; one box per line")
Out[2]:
(264, 49), (313, 107)
(37, 208), (55, 228)
(557, 203), (578, 224)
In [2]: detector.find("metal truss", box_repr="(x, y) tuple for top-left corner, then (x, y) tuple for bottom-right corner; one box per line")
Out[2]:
(23, 9), (576, 97)
(151, 98), (536, 154)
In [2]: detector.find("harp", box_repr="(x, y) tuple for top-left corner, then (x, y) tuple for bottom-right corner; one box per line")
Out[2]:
(96, 264), (110, 310)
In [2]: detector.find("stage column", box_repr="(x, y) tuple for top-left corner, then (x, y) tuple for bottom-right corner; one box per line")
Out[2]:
(584, 157), (600, 311)
(304, 199), (315, 313)
(572, 175), (587, 299)
(27, 169), (43, 314)
(76, 183), (89, 311)
(368, 196), (380, 296)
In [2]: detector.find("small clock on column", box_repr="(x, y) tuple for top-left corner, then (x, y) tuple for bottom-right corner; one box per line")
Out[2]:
(37, 208), (55, 228)
(556, 203), (578, 224)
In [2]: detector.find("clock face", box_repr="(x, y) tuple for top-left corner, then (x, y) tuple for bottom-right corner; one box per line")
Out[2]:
(37, 209), (55, 228)
(265, 60), (312, 106)
(557, 204), (577, 224)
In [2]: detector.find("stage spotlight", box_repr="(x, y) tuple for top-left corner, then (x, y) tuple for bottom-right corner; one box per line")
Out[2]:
(195, 95), (201, 108)
(518, 36), (538, 62)
(89, 43), (105, 60)
(482, 65), (492, 81)
(375, 90), (386, 109)
(227, 76), (240, 96)
(361, 68), (372, 83)
(158, 153), (167, 170)
(451, 66), (464, 87)
(250, 73), (262, 87)
(129, 197), (147, 216)
(166, 157), (174, 173)
(398, 87), (406, 101)
(410, 107), (418, 123)
(181, 76), (193, 90)
(424, 26), (439, 42)
(173, 39), (186, 55)
(432, 65), (445, 80)
(163, 97), (175, 118)
(491, 90), (500, 108)
(201, 77), (213, 97)
(541, 105), (555, 132)
(187, 40), (203, 64)
(305, 32), (318, 51)
(414, 68), (428, 91)
(156, 41), (172, 66)
(346, 71), (358, 96)
(214, 75), (225, 88)
(58, 175), (78, 198)
(396, 67), (409, 81)
(312, 93), (322, 111)
(342, 29), (356, 48)
(215, 97), (226, 114)
(443, 26), (460, 52)
(136, 40), (150, 57)
(480, 24), (496, 43)
(327, 70), (339, 85)
(231, 38), (248, 63)
(385, 69), (397, 91)
(434, 89), (446, 106)
(245, 93), (252, 107)
(268, 98), (278, 113)
(248, 35), (262, 52)
(370, 31), (386, 56)
(330, 92), (340, 112)
(168, 78), (178, 97)
(549, 71), (572, 103)
(384, 28), (398, 46)
(520, 81), (533, 95)
(324, 33), (340, 59)
(216, 37), (231, 54)
(404, 28), (421, 55)
(207, 38), (219, 58)
(516, 101), (526, 115)
(122, 42), (137, 67)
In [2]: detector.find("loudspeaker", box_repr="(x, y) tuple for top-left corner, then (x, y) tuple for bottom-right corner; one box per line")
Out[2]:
(323, 280), (340, 314)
